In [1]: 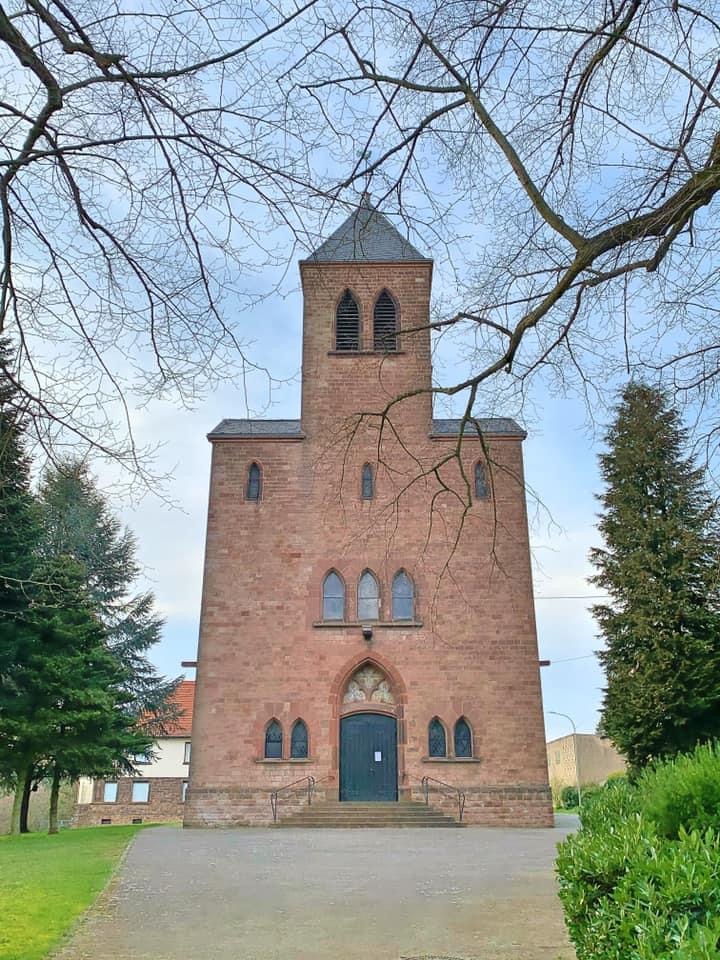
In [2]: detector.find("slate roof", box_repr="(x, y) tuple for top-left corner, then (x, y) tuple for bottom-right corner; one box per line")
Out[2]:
(208, 419), (304, 439)
(431, 418), (526, 438)
(209, 417), (525, 439)
(304, 200), (430, 263)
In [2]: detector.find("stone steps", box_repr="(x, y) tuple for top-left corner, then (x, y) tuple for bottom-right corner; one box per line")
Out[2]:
(272, 800), (463, 828)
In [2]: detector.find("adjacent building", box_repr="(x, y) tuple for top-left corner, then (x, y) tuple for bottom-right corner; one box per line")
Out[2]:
(546, 733), (626, 802)
(75, 680), (195, 826)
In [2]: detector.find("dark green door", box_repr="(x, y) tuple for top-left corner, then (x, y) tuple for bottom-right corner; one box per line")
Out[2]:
(340, 713), (398, 801)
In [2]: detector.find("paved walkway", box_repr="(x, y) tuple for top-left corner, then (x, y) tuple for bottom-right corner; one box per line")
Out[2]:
(57, 822), (576, 960)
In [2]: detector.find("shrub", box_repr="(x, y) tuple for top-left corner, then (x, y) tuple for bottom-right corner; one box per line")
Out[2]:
(641, 742), (720, 839)
(561, 785), (579, 809)
(556, 744), (720, 960)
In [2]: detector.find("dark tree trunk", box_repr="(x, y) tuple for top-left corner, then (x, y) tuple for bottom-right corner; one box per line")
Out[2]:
(19, 770), (33, 833)
(48, 766), (61, 835)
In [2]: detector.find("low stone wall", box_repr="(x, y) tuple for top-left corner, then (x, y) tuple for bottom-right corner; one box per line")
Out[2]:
(74, 777), (186, 826)
(183, 783), (552, 827)
(184, 785), (332, 827)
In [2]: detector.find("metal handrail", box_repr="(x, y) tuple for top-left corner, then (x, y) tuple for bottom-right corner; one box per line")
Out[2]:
(270, 775), (316, 822)
(421, 775), (466, 823)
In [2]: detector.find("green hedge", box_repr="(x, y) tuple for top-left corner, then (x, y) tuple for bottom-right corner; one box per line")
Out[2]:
(556, 743), (720, 960)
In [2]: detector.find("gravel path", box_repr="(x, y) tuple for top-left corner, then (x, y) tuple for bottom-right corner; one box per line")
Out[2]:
(56, 822), (576, 960)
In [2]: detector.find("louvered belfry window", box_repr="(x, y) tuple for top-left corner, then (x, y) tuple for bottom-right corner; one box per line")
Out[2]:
(335, 290), (360, 351)
(373, 290), (397, 352)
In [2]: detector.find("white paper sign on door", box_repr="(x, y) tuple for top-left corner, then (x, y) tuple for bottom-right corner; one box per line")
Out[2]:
(374, 751), (382, 762)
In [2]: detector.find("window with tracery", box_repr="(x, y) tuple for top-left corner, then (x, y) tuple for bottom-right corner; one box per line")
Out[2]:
(428, 718), (446, 757)
(454, 717), (472, 758)
(291, 720), (309, 759)
(264, 720), (283, 759)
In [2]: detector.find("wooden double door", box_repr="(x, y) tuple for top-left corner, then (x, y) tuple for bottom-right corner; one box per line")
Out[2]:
(339, 713), (398, 801)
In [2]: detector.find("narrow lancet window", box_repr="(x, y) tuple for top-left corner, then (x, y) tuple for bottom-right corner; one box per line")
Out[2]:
(361, 463), (374, 500)
(265, 720), (283, 759)
(291, 720), (309, 759)
(247, 462), (262, 501)
(357, 570), (380, 621)
(373, 290), (397, 351)
(428, 718), (447, 758)
(336, 290), (360, 351)
(474, 462), (489, 499)
(322, 571), (345, 621)
(392, 570), (414, 621)
(454, 717), (472, 758)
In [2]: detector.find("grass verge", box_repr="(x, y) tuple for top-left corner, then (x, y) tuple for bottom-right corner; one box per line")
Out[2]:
(0, 824), (145, 960)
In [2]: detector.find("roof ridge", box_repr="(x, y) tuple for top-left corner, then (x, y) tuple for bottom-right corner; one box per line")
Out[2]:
(304, 201), (430, 263)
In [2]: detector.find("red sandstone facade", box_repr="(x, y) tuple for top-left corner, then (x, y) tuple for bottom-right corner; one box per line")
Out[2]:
(185, 203), (553, 827)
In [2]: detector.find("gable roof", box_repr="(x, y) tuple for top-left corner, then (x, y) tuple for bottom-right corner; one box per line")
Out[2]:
(304, 200), (430, 263)
(208, 419), (304, 440)
(164, 679), (195, 737)
(431, 418), (526, 439)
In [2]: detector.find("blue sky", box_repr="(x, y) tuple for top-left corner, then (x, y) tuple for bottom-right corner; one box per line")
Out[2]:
(107, 213), (611, 747)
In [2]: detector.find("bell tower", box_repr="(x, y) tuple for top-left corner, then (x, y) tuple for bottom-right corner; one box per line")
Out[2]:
(299, 200), (433, 440)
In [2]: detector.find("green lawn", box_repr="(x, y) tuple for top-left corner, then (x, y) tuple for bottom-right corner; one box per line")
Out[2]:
(0, 825), (145, 960)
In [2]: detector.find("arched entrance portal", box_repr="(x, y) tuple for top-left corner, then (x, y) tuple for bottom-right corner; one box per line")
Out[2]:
(339, 663), (398, 801)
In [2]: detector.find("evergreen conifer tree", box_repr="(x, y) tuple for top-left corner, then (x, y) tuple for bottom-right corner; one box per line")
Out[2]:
(0, 337), (41, 831)
(38, 459), (178, 723)
(592, 383), (720, 769)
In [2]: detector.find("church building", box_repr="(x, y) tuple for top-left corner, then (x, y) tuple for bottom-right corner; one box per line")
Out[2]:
(184, 201), (553, 827)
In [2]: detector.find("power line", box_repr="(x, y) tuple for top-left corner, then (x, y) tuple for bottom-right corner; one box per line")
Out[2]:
(535, 594), (608, 600)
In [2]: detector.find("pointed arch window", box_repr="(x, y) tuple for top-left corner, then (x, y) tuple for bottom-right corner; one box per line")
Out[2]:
(357, 570), (380, 621)
(373, 290), (398, 352)
(291, 720), (309, 759)
(474, 462), (489, 500)
(322, 571), (345, 621)
(454, 717), (472, 758)
(361, 463), (374, 500)
(392, 570), (415, 621)
(428, 718), (447, 758)
(336, 290), (360, 351)
(264, 720), (283, 759)
(247, 462), (262, 501)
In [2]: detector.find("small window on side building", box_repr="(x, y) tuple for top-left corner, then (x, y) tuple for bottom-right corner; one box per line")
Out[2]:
(184, 742), (191, 764)
(103, 782), (118, 803)
(132, 781), (150, 803)
(182, 781), (189, 802)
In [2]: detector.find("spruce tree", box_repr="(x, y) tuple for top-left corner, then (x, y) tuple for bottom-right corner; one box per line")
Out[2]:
(0, 337), (41, 831)
(3, 557), (153, 833)
(591, 383), (720, 770)
(38, 459), (178, 722)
